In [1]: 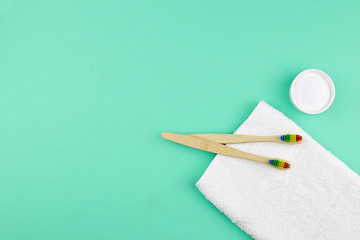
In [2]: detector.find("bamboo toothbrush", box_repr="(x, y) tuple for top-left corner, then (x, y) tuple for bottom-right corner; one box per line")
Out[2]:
(161, 133), (302, 169)
(190, 134), (302, 144)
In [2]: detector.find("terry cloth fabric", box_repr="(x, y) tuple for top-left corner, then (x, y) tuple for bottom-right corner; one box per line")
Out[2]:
(196, 101), (360, 240)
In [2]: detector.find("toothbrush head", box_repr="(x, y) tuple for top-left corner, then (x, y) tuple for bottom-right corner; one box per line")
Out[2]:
(280, 134), (302, 143)
(269, 159), (291, 169)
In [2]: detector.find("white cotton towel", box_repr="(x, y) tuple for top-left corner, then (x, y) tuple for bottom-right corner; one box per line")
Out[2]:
(196, 101), (360, 240)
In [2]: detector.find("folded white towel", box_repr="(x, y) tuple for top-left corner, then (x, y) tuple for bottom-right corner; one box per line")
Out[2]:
(196, 101), (360, 240)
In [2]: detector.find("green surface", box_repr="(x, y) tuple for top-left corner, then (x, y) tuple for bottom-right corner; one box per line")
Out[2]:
(0, 1), (359, 239)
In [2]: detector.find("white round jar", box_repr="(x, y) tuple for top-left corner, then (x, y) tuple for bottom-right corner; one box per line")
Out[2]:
(290, 69), (335, 114)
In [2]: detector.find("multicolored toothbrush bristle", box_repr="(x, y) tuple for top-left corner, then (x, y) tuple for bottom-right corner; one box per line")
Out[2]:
(268, 159), (290, 169)
(280, 134), (302, 142)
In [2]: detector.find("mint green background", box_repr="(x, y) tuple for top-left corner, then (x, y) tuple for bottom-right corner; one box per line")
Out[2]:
(0, 1), (359, 239)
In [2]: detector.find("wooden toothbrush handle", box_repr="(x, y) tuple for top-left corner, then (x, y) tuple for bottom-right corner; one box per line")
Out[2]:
(189, 134), (283, 144)
(162, 132), (268, 163)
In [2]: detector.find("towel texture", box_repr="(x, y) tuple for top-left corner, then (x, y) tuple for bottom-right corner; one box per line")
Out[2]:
(196, 101), (360, 240)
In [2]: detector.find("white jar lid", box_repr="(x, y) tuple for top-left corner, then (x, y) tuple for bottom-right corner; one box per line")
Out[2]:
(290, 69), (335, 114)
